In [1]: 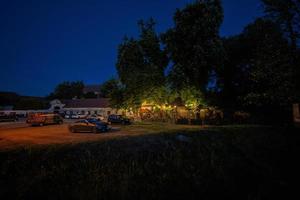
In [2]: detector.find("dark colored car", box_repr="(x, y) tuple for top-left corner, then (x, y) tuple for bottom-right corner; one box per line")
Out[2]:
(0, 114), (18, 122)
(108, 114), (131, 125)
(68, 119), (109, 133)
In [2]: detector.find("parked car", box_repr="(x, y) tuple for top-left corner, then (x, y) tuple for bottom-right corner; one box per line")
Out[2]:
(27, 113), (63, 126)
(108, 114), (131, 125)
(0, 114), (18, 122)
(64, 114), (72, 119)
(68, 119), (109, 133)
(78, 114), (88, 119)
(71, 114), (80, 119)
(65, 114), (80, 119)
(87, 114), (105, 121)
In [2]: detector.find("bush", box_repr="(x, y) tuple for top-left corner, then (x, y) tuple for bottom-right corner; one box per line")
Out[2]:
(176, 118), (189, 124)
(191, 119), (202, 125)
(233, 111), (251, 124)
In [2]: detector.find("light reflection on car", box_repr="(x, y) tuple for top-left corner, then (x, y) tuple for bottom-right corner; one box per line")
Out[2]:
(68, 119), (110, 133)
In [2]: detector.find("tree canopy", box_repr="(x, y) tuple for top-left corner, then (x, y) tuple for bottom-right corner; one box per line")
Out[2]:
(109, 0), (299, 123)
(218, 18), (295, 109)
(100, 79), (125, 110)
(116, 18), (168, 109)
(243, 19), (294, 106)
(14, 98), (49, 110)
(262, 0), (300, 50)
(162, 0), (224, 92)
(261, 0), (300, 101)
(48, 81), (84, 100)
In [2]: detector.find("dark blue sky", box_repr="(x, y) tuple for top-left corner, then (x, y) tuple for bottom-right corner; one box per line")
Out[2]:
(0, 0), (262, 96)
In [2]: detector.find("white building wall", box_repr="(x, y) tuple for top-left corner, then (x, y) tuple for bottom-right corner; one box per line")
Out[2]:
(63, 107), (123, 117)
(1, 99), (127, 117)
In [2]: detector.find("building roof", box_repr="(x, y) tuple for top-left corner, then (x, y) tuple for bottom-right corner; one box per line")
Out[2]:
(62, 98), (110, 108)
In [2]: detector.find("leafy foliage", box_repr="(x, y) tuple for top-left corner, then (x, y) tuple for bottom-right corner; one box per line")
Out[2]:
(0, 92), (19, 106)
(218, 19), (296, 109)
(83, 92), (97, 99)
(177, 87), (206, 111)
(241, 19), (295, 107)
(48, 81), (84, 100)
(100, 79), (125, 110)
(144, 86), (173, 106)
(217, 35), (251, 108)
(262, 0), (300, 50)
(262, 0), (300, 101)
(116, 19), (168, 109)
(162, 0), (224, 91)
(0, 92), (48, 110)
(13, 98), (49, 110)
(100, 79), (120, 98)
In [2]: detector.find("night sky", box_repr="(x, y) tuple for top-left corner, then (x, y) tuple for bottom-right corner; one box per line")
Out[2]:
(0, 0), (262, 97)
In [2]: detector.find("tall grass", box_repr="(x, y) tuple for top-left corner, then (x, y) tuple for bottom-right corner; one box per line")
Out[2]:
(0, 126), (298, 200)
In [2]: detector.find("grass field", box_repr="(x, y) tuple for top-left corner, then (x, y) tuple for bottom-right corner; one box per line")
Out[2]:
(0, 123), (299, 199)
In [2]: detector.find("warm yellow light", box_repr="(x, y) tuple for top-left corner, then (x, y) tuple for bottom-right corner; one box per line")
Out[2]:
(141, 101), (148, 106)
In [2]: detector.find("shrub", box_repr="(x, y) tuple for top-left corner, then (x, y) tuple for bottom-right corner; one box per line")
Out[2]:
(176, 118), (189, 124)
(233, 111), (251, 124)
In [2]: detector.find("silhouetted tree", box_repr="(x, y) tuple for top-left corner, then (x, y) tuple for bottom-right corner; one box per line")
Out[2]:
(241, 19), (295, 107)
(0, 92), (20, 106)
(48, 81), (84, 100)
(100, 79), (120, 98)
(162, 0), (224, 92)
(83, 92), (97, 99)
(14, 98), (49, 110)
(217, 35), (252, 108)
(100, 79), (126, 110)
(262, 0), (300, 50)
(116, 19), (168, 109)
(218, 19), (295, 112)
(262, 0), (300, 101)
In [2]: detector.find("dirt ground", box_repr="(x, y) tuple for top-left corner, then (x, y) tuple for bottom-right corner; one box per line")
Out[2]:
(0, 121), (202, 150)
(0, 122), (137, 150)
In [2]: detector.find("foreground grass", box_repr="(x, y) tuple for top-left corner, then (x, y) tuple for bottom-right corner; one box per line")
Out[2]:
(0, 124), (299, 200)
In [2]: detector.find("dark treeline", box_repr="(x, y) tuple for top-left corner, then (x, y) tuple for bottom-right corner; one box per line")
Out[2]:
(47, 81), (85, 100)
(101, 0), (299, 124)
(0, 92), (49, 110)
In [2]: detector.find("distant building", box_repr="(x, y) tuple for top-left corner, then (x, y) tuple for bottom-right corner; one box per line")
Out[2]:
(51, 99), (122, 117)
(0, 99), (123, 118)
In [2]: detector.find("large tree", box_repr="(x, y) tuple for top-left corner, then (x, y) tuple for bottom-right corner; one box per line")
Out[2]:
(218, 19), (295, 109)
(116, 19), (168, 109)
(48, 81), (84, 100)
(162, 0), (224, 92)
(262, 0), (300, 50)
(0, 92), (20, 106)
(241, 19), (295, 107)
(0, 92), (48, 110)
(218, 35), (253, 108)
(100, 78), (120, 98)
(100, 79), (125, 110)
(14, 97), (49, 110)
(262, 0), (300, 101)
